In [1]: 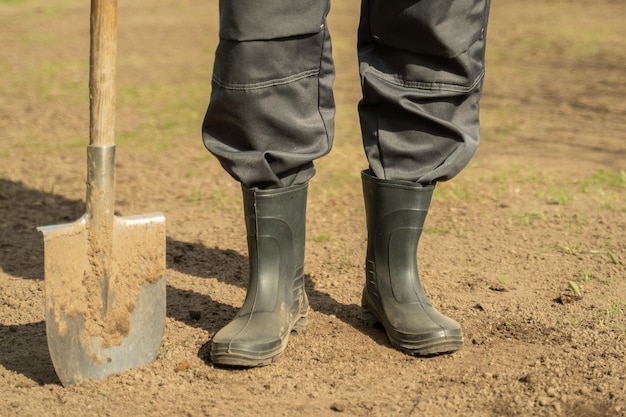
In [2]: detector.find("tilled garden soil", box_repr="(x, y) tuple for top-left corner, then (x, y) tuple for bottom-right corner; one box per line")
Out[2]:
(1, 0), (625, 416)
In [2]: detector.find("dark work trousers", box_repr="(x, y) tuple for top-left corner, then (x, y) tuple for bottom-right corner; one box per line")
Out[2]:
(202, 0), (491, 189)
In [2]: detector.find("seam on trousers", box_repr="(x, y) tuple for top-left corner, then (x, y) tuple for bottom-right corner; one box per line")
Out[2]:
(366, 66), (484, 93)
(316, 23), (332, 153)
(213, 68), (320, 91)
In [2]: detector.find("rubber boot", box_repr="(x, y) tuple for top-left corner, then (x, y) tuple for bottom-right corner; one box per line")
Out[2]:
(361, 171), (463, 355)
(210, 183), (309, 367)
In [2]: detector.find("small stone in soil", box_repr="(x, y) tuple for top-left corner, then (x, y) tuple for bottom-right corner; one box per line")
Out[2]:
(330, 403), (345, 412)
(175, 360), (191, 373)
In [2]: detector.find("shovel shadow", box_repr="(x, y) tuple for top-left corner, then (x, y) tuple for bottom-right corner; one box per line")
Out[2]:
(0, 179), (85, 281)
(0, 180), (234, 383)
(0, 322), (59, 386)
(0, 179), (75, 383)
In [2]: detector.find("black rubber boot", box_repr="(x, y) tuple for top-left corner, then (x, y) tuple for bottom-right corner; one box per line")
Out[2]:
(210, 183), (309, 367)
(361, 171), (463, 355)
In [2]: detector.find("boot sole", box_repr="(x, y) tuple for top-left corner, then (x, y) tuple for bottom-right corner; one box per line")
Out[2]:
(210, 315), (308, 367)
(362, 303), (463, 356)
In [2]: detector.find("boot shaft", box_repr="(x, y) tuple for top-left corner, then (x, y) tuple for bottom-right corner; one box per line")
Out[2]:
(210, 182), (310, 366)
(362, 171), (432, 232)
(240, 183), (308, 314)
(361, 171), (434, 305)
(361, 171), (463, 355)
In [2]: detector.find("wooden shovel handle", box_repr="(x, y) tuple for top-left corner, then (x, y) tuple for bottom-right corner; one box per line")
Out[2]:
(89, 0), (117, 147)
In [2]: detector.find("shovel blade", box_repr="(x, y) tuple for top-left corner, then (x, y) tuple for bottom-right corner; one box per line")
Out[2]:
(39, 213), (166, 386)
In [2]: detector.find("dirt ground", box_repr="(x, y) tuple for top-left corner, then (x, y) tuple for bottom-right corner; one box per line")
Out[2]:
(1, 0), (625, 416)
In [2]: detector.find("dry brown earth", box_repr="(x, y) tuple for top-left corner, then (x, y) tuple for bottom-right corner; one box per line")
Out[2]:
(1, 0), (625, 416)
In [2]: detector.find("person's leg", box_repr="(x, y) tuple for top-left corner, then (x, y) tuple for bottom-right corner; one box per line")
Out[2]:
(202, 0), (335, 189)
(202, 0), (334, 367)
(358, 0), (490, 183)
(357, 0), (491, 355)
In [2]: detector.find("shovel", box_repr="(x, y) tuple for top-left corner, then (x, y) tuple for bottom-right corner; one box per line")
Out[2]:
(38, 0), (166, 386)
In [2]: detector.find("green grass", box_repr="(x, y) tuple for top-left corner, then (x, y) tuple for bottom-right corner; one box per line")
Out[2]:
(433, 183), (469, 201)
(13, 134), (86, 152)
(3, 58), (86, 103)
(497, 273), (509, 286)
(512, 211), (544, 226)
(556, 297), (626, 333)
(116, 83), (207, 151)
(599, 300), (626, 333)
(555, 242), (581, 256)
(581, 249), (621, 266)
(480, 166), (624, 213)
(578, 169), (625, 211)
(188, 190), (202, 203)
(424, 221), (466, 237)
(537, 185), (574, 205)
(568, 280), (581, 296)
(312, 233), (333, 243)
(576, 269), (595, 282)
(322, 252), (353, 273)
(488, 164), (524, 185)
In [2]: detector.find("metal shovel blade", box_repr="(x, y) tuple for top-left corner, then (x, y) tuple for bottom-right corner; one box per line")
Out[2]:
(39, 211), (166, 386)
(35, 0), (167, 386)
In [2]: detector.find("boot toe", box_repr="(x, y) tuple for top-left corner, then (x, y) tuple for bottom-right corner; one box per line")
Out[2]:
(210, 314), (285, 366)
(387, 308), (464, 355)
(210, 311), (307, 367)
(363, 293), (463, 355)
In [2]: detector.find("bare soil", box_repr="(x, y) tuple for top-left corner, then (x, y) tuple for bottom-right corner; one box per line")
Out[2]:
(1, 0), (625, 416)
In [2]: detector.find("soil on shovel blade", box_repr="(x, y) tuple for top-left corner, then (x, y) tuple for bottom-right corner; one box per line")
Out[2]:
(1, 0), (625, 416)
(44, 217), (164, 348)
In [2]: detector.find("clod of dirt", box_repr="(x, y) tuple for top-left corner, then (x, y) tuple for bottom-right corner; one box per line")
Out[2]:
(555, 293), (582, 304)
(330, 403), (345, 413)
(175, 360), (192, 373)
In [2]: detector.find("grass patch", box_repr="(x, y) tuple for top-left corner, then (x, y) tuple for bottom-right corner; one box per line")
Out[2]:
(14, 134), (86, 152)
(433, 183), (469, 201)
(482, 168), (624, 211)
(188, 189), (202, 203)
(424, 221), (466, 237)
(567, 280), (581, 296)
(116, 82), (208, 151)
(4, 58), (86, 103)
(537, 185), (574, 205)
(312, 233), (333, 243)
(512, 211), (544, 226)
(581, 249), (621, 265)
(598, 300), (626, 332)
(578, 169), (625, 211)
(576, 269), (595, 282)
(322, 252), (353, 272)
(489, 164), (524, 185)
(497, 273), (509, 286)
(555, 242), (580, 256)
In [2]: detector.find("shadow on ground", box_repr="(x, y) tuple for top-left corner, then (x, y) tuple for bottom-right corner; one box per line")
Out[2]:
(0, 179), (373, 384)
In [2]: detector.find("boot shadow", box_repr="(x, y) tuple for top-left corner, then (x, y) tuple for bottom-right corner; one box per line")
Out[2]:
(165, 237), (388, 360)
